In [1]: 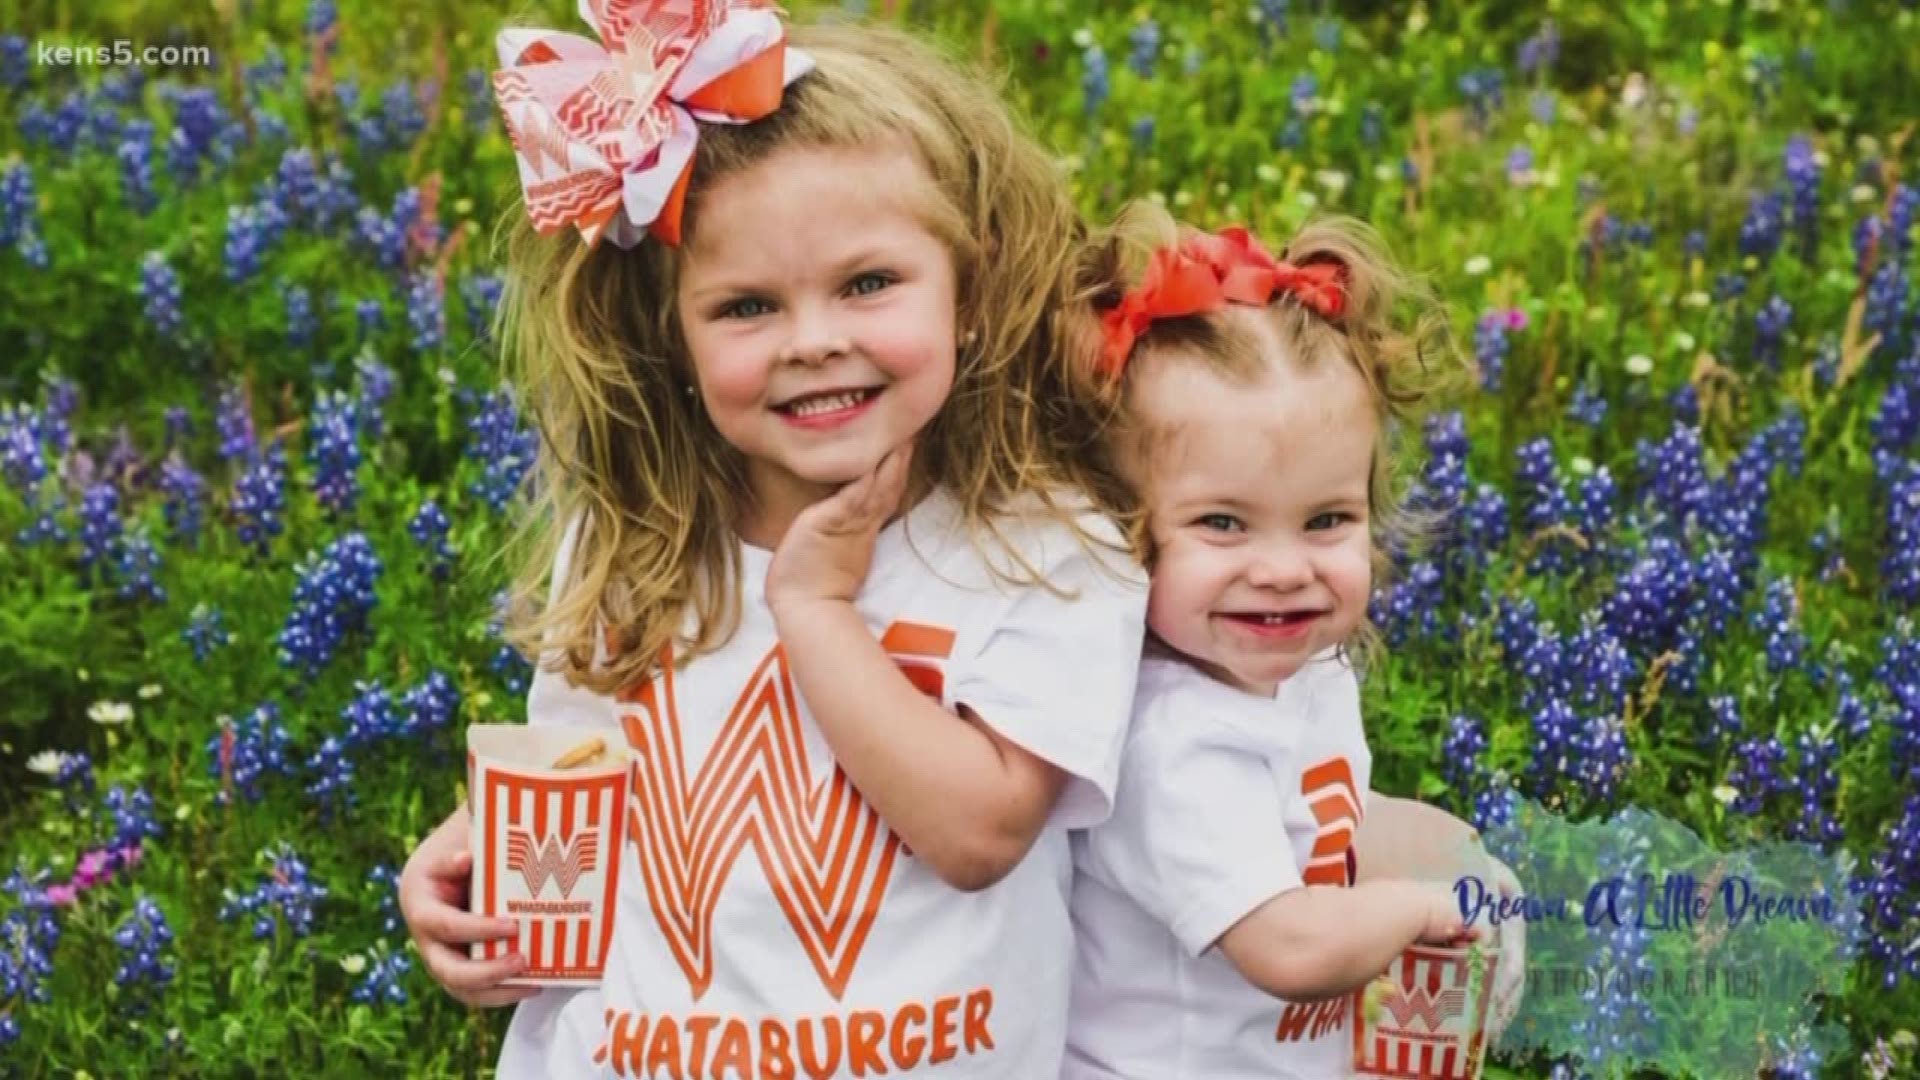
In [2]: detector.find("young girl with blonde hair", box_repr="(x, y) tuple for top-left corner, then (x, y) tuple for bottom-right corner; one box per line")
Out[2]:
(399, 5), (1145, 1077)
(1064, 201), (1521, 1079)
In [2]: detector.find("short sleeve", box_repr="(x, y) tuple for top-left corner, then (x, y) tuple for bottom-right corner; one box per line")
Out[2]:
(526, 511), (619, 731)
(945, 515), (1147, 829)
(1080, 710), (1302, 957)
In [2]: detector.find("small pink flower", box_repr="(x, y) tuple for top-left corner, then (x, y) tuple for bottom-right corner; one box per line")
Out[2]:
(76, 849), (111, 882)
(45, 883), (78, 907)
(1504, 309), (1530, 331)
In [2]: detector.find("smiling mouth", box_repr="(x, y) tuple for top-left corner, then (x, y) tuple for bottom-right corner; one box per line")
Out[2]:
(1218, 611), (1324, 628)
(773, 387), (882, 417)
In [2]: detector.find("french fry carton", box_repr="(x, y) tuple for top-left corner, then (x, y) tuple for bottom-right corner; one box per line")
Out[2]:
(467, 724), (629, 986)
(1353, 942), (1503, 1080)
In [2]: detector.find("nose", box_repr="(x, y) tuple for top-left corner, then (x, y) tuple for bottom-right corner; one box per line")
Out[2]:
(1243, 541), (1313, 592)
(779, 303), (852, 367)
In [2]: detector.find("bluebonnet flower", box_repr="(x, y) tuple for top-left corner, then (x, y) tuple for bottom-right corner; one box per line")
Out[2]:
(114, 525), (165, 604)
(54, 752), (95, 797)
(1442, 714), (1486, 788)
(340, 681), (402, 748)
(401, 670), (460, 739)
(1690, 543), (1746, 640)
(356, 297), (385, 341)
(220, 845), (327, 939)
(231, 441), (288, 556)
(1517, 20), (1559, 77)
(306, 0), (338, 39)
(277, 531), (382, 678)
(304, 736), (356, 813)
(1863, 262), (1908, 353)
(163, 405), (191, 448)
(0, 34), (28, 90)
(353, 192), (411, 271)
(1288, 74), (1317, 118)
(208, 703), (294, 804)
(224, 203), (276, 284)
(1474, 311), (1512, 392)
(157, 452), (207, 544)
(1, 864), (63, 1024)
(1462, 484), (1508, 561)
(1577, 714), (1631, 806)
(163, 87), (228, 184)
(1706, 695), (1744, 750)
(1863, 792), (1920, 986)
(378, 79), (428, 148)
(1727, 736), (1788, 815)
(1527, 695), (1581, 797)
(104, 785), (162, 849)
(1081, 43), (1109, 118)
(78, 483), (124, 575)
(1515, 438), (1575, 570)
(0, 161), (47, 266)
(1604, 536), (1693, 652)
(1788, 730), (1844, 848)
(406, 270), (445, 353)
(41, 379), (76, 455)
(1713, 272), (1748, 304)
(1530, 90), (1557, 126)
(1636, 422), (1711, 529)
(350, 944), (412, 1006)
(464, 387), (537, 512)
(1126, 19), (1159, 79)
(1, 403), (46, 493)
(464, 69), (492, 130)
(489, 589), (533, 695)
(1255, 0), (1289, 39)
(117, 119), (157, 215)
(1359, 104), (1384, 147)
(215, 382), (255, 463)
(1883, 463), (1920, 604)
(111, 895), (175, 1008)
(307, 389), (362, 517)
(1567, 384), (1607, 426)
(1783, 135), (1821, 261)
(460, 273), (504, 343)
(1368, 561), (1443, 646)
(1754, 294), (1792, 369)
(1457, 68), (1504, 129)
(1505, 144), (1534, 185)
(1574, 468), (1617, 546)
(1739, 189), (1787, 262)
(184, 603), (234, 662)
(409, 499), (453, 580)
(1752, 576), (1807, 675)
(368, 864), (402, 934)
(139, 252), (184, 336)
(1129, 115), (1155, 150)
(284, 282), (318, 349)
(353, 356), (396, 441)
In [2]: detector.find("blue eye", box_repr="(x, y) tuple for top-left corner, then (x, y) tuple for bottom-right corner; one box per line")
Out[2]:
(847, 272), (895, 297)
(1197, 513), (1244, 533)
(720, 296), (773, 319)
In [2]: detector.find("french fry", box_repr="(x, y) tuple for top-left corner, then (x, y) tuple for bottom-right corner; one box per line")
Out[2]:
(551, 736), (607, 770)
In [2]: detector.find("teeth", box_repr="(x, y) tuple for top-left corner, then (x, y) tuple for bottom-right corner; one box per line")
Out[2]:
(786, 390), (868, 417)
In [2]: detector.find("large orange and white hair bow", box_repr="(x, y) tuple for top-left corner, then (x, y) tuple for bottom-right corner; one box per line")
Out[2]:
(492, 0), (815, 249)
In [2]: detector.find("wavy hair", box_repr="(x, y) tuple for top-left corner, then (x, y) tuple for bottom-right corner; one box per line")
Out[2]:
(494, 21), (1132, 695)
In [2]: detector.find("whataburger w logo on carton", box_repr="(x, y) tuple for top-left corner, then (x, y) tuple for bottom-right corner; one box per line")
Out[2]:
(507, 827), (600, 899)
(592, 622), (1004, 1078)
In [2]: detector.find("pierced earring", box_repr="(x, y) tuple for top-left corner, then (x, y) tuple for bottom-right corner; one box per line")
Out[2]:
(684, 384), (697, 398)
(959, 330), (978, 349)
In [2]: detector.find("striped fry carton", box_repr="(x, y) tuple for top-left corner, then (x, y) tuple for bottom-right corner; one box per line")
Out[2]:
(468, 724), (629, 987)
(1353, 943), (1502, 1080)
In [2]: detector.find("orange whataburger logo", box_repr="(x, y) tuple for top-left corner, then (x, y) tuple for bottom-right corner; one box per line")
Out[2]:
(1379, 986), (1468, 1031)
(1278, 756), (1364, 1044)
(506, 828), (599, 900)
(617, 622), (953, 1001)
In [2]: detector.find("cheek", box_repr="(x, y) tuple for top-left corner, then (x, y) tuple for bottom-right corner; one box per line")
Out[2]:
(687, 328), (772, 411)
(1327, 541), (1374, 602)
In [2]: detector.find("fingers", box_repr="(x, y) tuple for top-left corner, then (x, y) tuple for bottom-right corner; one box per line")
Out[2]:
(419, 937), (531, 997)
(420, 905), (524, 946)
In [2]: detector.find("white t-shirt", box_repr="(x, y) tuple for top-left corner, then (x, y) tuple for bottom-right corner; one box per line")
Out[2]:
(1066, 651), (1372, 1080)
(497, 488), (1148, 1079)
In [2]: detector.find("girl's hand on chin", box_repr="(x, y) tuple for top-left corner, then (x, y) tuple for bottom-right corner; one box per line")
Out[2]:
(766, 442), (914, 613)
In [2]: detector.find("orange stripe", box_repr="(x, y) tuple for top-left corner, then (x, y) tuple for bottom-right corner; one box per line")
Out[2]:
(879, 621), (956, 658)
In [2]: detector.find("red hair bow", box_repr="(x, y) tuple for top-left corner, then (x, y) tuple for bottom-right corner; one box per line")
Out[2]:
(1097, 226), (1348, 377)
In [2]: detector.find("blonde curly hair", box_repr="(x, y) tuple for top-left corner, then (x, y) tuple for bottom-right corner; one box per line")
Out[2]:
(494, 21), (1131, 696)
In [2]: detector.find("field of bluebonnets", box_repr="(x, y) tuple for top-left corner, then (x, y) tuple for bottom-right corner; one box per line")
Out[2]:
(3, 0), (1919, 1075)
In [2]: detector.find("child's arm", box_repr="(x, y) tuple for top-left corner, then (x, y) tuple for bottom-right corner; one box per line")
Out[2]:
(765, 446), (1125, 892)
(1215, 879), (1471, 1002)
(1353, 791), (1478, 881)
(775, 598), (1064, 891)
